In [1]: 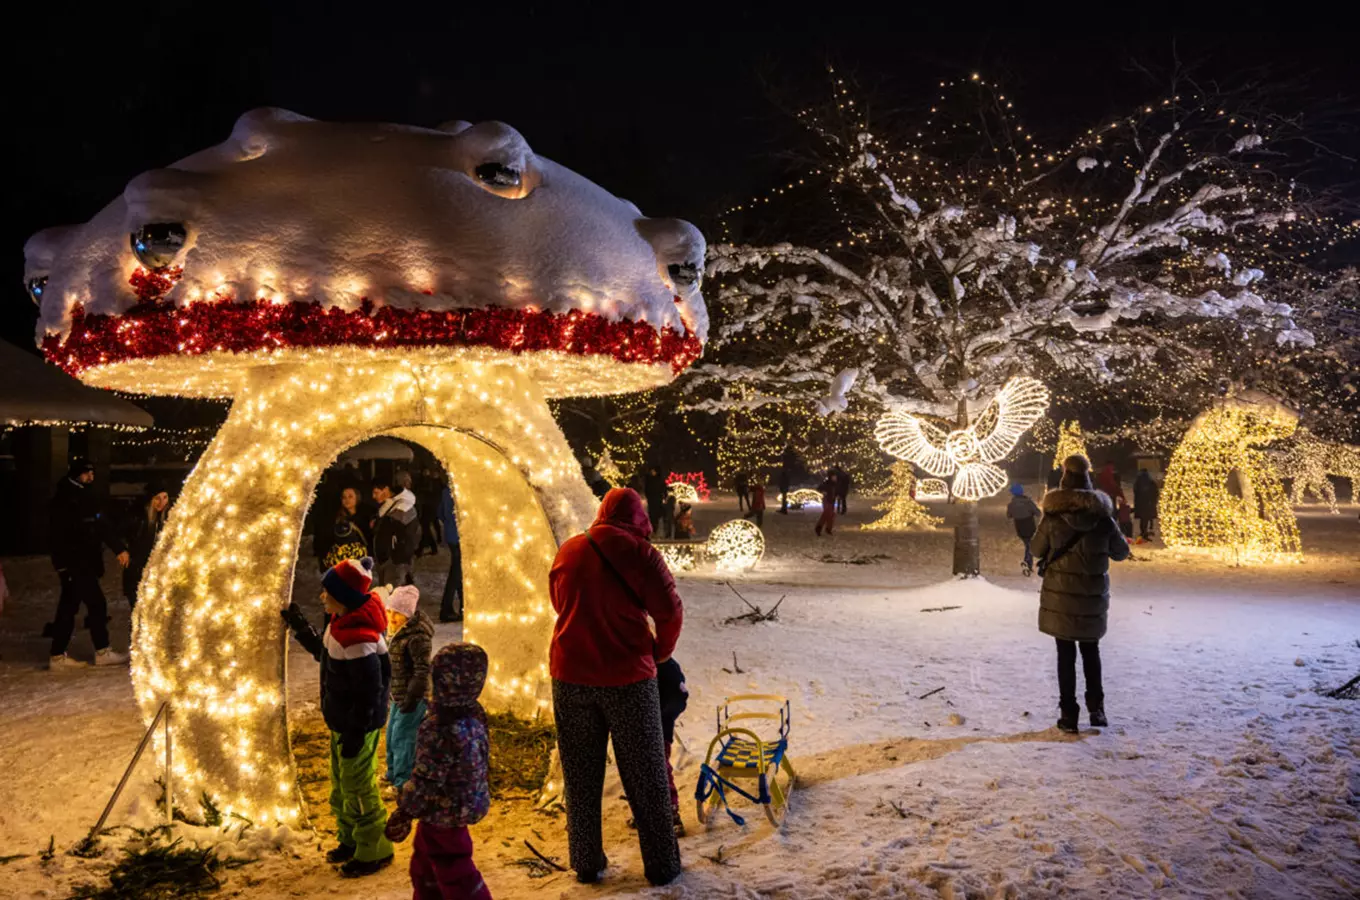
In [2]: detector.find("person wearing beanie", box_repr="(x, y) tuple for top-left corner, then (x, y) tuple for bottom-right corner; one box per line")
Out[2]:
(282, 556), (395, 877)
(1005, 483), (1041, 576)
(1032, 455), (1130, 734)
(385, 643), (493, 899)
(384, 584), (434, 790)
(47, 457), (131, 669)
(123, 481), (172, 608)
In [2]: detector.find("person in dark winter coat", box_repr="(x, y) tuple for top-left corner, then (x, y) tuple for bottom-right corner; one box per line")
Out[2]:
(661, 491), (678, 539)
(371, 476), (420, 588)
(416, 469), (443, 557)
(549, 488), (684, 887)
(778, 444), (796, 513)
(672, 502), (694, 539)
(734, 471), (750, 512)
(1115, 497), (1135, 539)
(48, 458), (130, 668)
(384, 643), (493, 900)
(742, 480), (766, 528)
(1132, 470), (1161, 541)
(1046, 466), (1062, 492)
(384, 585), (434, 790)
(1032, 456), (1130, 734)
(643, 466), (667, 534)
(657, 658), (689, 836)
(814, 471), (837, 536)
(835, 467), (851, 515)
(1005, 483), (1041, 576)
(436, 485), (464, 623)
(282, 556), (394, 877)
(123, 482), (171, 608)
(315, 486), (369, 572)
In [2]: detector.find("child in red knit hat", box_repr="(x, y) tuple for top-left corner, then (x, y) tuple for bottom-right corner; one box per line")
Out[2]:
(282, 556), (395, 877)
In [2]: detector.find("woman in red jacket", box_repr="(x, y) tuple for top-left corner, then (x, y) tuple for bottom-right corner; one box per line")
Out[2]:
(549, 488), (684, 887)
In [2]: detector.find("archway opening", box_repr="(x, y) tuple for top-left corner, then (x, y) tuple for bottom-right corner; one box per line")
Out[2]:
(287, 425), (562, 830)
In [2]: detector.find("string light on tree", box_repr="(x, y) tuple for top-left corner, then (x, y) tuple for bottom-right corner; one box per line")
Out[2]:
(861, 462), (943, 531)
(24, 110), (708, 822)
(1053, 420), (1089, 471)
(1161, 391), (1302, 564)
(875, 377), (1050, 501)
(594, 449), (625, 488)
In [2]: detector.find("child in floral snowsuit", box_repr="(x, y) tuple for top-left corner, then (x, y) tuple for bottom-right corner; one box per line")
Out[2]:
(385, 642), (492, 899)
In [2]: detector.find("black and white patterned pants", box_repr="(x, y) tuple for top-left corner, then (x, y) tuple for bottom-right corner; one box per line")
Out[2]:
(553, 677), (682, 886)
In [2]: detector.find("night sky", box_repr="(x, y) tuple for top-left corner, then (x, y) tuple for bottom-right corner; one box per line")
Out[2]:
(11, 7), (1357, 352)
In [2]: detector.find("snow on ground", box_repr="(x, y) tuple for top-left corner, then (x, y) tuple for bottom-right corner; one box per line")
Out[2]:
(1, 492), (1357, 898)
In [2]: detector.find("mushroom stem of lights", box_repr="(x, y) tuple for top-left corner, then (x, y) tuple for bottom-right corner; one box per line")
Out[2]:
(875, 377), (1049, 575)
(26, 109), (708, 824)
(1162, 391), (1301, 565)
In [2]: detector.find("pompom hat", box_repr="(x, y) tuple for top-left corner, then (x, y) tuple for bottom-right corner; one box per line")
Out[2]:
(385, 584), (420, 619)
(321, 556), (375, 610)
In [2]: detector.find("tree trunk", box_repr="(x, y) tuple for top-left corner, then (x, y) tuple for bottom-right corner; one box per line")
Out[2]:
(952, 501), (980, 576)
(951, 398), (981, 577)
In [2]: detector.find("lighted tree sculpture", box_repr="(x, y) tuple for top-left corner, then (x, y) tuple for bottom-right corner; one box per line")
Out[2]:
(595, 449), (625, 488)
(1161, 392), (1301, 564)
(1274, 428), (1360, 514)
(1053, 420), (1089, 472)
(862, 462), (943, 531)
(26, 110), (707, 823)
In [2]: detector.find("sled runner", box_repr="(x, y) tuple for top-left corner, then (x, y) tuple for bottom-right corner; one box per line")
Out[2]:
(694, 694), (797, 828)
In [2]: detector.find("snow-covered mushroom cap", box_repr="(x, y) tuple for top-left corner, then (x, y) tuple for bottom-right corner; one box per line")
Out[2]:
(28, 109), (707, 398)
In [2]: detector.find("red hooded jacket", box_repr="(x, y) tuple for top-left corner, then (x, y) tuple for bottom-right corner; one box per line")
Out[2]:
(549, 488), (684, 687)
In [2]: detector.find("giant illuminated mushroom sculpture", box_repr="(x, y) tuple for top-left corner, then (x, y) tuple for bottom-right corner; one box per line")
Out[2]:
(26, 109), (707, 823)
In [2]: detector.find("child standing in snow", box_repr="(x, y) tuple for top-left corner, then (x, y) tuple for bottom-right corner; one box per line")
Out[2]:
(282, 556), (394, 877)
(1006, 484), (1041, 576)
(385, 584), (434, 790)
(385, 643), (493, 900)
(657, 657), (689, 836)
(1115, 497), (1135, 540)
(673, 503), (695, 539)
(742, 481), (766, 528)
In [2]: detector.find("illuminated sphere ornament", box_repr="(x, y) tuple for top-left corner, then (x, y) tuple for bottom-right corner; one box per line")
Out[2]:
(668, 482), (701, 504)
(707, 519), (766, 572)
(875, 376), (1050, 501)
(917, 478), (949, 501)
(783, 488), (823, 508)
(1162, 391), (1301, 564)
(25, 109), (707, 823)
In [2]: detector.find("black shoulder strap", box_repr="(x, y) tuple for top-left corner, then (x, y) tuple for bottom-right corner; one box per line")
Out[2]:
(1042, 527), (1085, 572)
(586, 531), (646, 610)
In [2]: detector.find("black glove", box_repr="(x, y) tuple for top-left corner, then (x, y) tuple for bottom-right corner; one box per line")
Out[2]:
(280, 602), (308, 632)
(340, 730), (366, 759)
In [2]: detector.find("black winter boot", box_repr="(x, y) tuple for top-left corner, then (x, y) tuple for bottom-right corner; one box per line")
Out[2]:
(339, 854), (393, 878)
(324, 843), (355, 864)
(1056, 702), (1080, 734)
(1086, 693), (1107, 728)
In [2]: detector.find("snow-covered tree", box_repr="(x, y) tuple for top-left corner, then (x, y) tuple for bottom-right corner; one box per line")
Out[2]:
(688, 72), (1353, 441)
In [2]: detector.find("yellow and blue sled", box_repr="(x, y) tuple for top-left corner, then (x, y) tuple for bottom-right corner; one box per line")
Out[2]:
(694, 694), (797, 829)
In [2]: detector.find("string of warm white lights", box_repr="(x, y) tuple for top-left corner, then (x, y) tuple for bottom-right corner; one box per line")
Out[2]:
(875, 377), (1050, 501)
(917, 478), (949, 501)
(861, 463), (943, 531)
(1161, 393), (1301, 564)
(131, 360), (597, 823)
(1272, 428), (1360, 514)
(1053, 420), (1089, 470)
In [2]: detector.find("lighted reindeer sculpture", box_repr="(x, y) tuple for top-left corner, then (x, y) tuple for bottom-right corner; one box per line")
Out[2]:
(1274, 428), (1360, 514)
(1161, 391), (1302, 564)
(26, 109), (707, 823)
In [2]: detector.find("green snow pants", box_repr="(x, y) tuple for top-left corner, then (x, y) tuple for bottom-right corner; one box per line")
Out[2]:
(329, 730), (394, 862)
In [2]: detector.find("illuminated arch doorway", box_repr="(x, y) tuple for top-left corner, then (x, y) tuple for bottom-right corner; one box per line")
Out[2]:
(130, 361), (596, 823)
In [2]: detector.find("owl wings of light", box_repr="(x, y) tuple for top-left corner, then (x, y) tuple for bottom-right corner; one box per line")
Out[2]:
(874, 376), (1050, 501)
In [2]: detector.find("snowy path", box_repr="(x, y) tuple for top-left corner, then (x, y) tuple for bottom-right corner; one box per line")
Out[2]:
(0, 496), (1356, 898)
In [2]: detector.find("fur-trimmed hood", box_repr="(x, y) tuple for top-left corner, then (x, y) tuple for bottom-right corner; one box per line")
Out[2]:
(1041, 488), (1113, 532)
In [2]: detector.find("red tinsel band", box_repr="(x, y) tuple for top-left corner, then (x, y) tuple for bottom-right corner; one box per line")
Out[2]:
(667, 471), (711, 501)
(43, 296), (704, 380)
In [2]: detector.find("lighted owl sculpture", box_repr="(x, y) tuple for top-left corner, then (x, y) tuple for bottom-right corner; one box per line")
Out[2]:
(875, 377), (1050, 501)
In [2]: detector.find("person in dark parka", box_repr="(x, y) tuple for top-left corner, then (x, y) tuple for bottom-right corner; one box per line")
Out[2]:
(643, 466), (667, 535)
(1032, 455), (1130, 733)
(1132, 470), (1161, 541)
(124, 481), (171, 608)
(48, 458), (130, 668)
